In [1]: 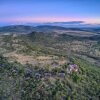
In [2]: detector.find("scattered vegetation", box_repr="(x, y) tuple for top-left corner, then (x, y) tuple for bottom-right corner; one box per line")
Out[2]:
(0, 27), (100, 99)
(0, 55), (100, 100)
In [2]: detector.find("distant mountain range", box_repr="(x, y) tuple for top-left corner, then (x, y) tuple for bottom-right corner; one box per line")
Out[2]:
(34, 21), (100, 28)
(0, 21), (100, 28)
(0, 25), (35, 34)
(0, 25), (100, 34)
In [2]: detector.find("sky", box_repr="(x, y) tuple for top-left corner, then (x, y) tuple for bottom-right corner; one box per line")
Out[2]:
(0, 0), (100, 25)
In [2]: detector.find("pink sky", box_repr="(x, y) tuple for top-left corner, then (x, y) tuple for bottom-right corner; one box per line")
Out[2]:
(0, 17), (100, 24)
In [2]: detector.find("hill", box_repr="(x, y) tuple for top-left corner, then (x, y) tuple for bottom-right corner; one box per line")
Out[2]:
(0, 25), (99, 36)
(0, 25), (35, 34)
(0, 55), (100, 100)
(0, 25), (100, 100)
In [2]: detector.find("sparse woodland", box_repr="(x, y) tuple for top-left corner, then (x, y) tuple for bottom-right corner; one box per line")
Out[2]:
(0, 27), (100, 100)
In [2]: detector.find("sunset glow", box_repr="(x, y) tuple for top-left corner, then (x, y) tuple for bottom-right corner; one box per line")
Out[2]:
(0, 17), (100, 25)
(0, 0), (100, 25)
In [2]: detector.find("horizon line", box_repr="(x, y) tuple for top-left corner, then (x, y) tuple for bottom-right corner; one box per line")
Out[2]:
(0, 17), (100, 25)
